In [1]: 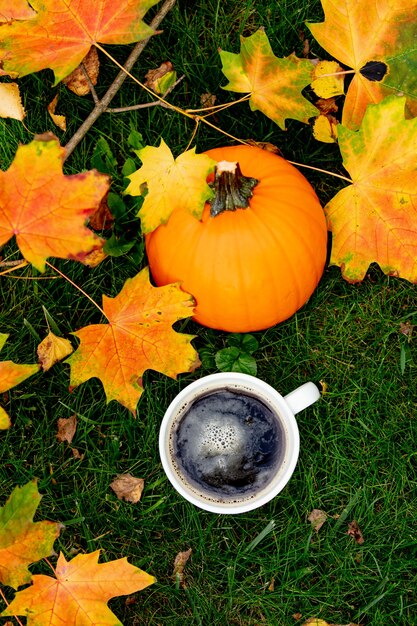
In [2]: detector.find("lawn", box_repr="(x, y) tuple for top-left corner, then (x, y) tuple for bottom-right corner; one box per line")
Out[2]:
(1, 0), (416, 624)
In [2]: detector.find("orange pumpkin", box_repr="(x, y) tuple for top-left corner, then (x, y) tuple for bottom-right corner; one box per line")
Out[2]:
(145, 145), (328, 332)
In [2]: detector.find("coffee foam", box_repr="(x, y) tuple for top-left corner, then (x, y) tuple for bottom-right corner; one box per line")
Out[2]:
(167, 384), (290, 505)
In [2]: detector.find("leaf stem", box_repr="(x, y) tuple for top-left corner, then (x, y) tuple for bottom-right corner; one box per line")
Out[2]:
(45, 261), (107, 320)
(287, 160), (352, 183)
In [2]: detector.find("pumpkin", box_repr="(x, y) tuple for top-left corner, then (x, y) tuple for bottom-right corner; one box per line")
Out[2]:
(145, 145), (328, 332)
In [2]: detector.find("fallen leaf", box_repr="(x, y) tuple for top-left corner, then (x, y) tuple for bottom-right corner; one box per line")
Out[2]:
(56, 414), (78, 444)
(38, 331), (73, 371)
(219, 27), (317, 129)
(62, 46), (99, 96)
(110, 474), (145, 503)
(0, 0), (36, 22)
(66, 266), (200, 414)
(0, 134), (108, 272)
(316, 97), (339, 116)
(88, 193), (115, 231)
(2, 550), (155, 625)
(325, 96), (417, 282)
(125, 139), (215, 234)
(71, 447), (84, 459)
(200, 92), (217, 109)
(0, 333), (40, 427)
(0, 405), (10, 429)
(307, 0), (417, 129)
(47, 94), (66, 131)
(0, 0), (159, 84)
(302, 620), (329, 626)
(313, 114), (338, 143)
(82, 247), (108, 267)
(0, 82), (25, 120)
(144, 61), (176, 94)
(172, 548), (192, 588)
(308, 509), (328, 533)
(293, 613), (303, 621)
(347, 520), (364, 544)
(244, 139), (283, 155)
(399, 321), (413, 337)
(267, 577), (275, 591)
(311, 60), (345, 99)
(0, 480), (61, 589)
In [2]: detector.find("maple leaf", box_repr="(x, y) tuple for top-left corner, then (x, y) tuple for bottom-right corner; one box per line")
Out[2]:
(219, 28), (317, 129)
(0, 134), (108, 272)
(307, 0), (417, 129)
(125, 139), (215, 234)
(0, 0), (35, 22)
(0, 333), (40, 429)
(66, 266), (200, 414)
(2, 549), (155, 625)
(325, 96), (417, 283)
(0, 480), (61, 589)
(0, 0), (159, 84)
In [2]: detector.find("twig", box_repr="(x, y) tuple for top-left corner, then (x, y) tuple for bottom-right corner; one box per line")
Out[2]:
(106, 74), (185, 113)
(63, 0), (177, 161)
(80, 62), (100, 105)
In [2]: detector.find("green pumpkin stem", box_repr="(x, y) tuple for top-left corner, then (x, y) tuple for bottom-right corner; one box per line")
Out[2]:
(209, 161), (259, 217)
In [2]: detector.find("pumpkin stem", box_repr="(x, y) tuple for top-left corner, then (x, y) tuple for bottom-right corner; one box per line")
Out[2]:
(209, 161), (258, 217)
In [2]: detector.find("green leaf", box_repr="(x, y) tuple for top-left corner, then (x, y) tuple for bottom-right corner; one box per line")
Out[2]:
(215, 346), (257, 376)
(107, 193), (128, 220)
(227, 333), (259, 354)
(122, 157), (138, 178)
(90, 137), (117, 175)
(103, 234), (137, 257)
(128, 129), (145, 151)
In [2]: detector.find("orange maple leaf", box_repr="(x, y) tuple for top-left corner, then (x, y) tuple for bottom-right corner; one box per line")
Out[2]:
(66, 266), (200, 414)
(0, 0), (159, 84)
(0, 333), (40, 429)
(0, 481), (61, 589)
(0, 0), (36, 22)
(307, 0), (417, 129)
(0, 134), (109, 272)
(325, 96), (417, 282)
(2, 550), (155, 625)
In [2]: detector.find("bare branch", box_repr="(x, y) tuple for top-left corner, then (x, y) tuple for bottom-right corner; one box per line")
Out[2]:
(63, 0), (177, 161)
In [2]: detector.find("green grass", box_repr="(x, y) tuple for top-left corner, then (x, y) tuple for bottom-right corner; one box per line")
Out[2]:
(1, 0), (417, 624)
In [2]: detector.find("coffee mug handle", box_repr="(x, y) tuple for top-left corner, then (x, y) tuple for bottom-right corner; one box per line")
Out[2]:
(284, 382), (320, 415)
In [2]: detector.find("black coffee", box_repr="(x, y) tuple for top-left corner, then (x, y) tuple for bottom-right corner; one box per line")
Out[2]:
(170, 388), (286, 502)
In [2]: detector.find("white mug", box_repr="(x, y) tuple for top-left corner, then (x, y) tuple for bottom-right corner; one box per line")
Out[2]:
(159, 372), (320, 514)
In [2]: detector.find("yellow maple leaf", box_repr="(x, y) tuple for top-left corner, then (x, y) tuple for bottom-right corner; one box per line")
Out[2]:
(325, 96), (417, 282)
(311, 60), (345, 99)
(307, 0), (417, 129)
(125, 139), (215, 234)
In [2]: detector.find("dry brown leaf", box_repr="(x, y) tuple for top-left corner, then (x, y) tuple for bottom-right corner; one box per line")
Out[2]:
(110, 474), (145, 503)
(71, 448), (84, 460)
(200, 92), (217, 109)
(56, 415), (77, 444)
(293, 613), (303, 621)
(399, 321), (413, 337)
(144, 61), (175, 94)
(308, 509), (328, 533)
(244, 139), (283, 155)
(88, 193), (115, 231)
(62, 46), (99, 96)
(38, 331), (73, 371)
(267, 577), (275, 591)
(347, 520), (364, 544)
(47, 94), (66, 131)
(172, 548), (192, 588)
(316, 97), (338, 115)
